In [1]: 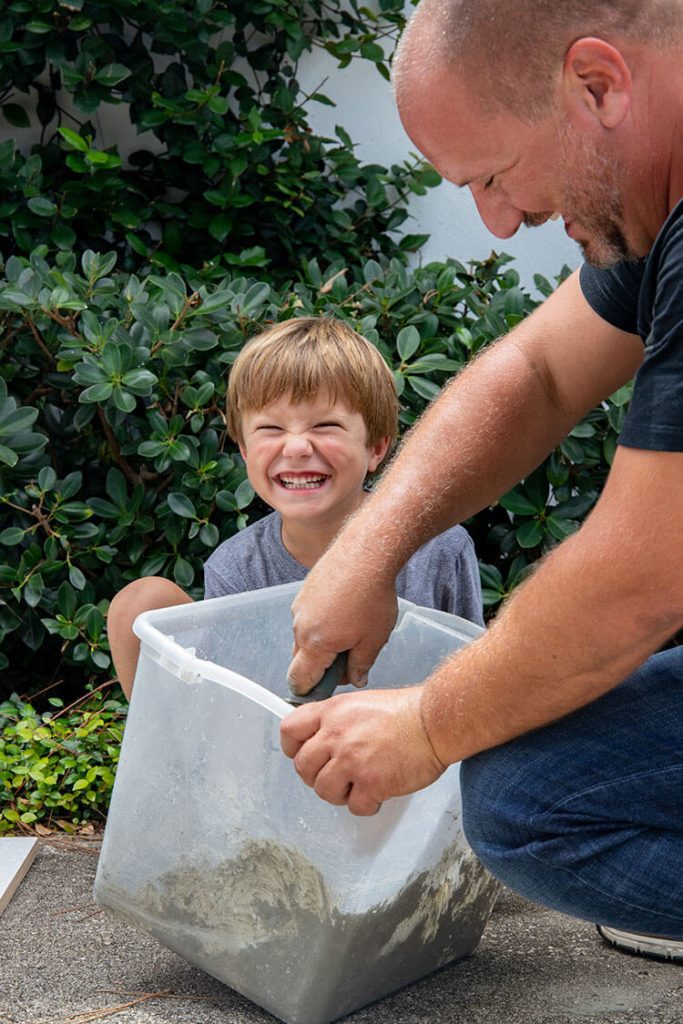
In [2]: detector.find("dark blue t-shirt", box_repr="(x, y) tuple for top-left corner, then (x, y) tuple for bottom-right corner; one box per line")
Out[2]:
(580, 199), (683, 451)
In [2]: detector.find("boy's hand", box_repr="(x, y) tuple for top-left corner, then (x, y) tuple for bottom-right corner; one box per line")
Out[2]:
(287, 557), (398, 695)
(280, 687), (446, 815)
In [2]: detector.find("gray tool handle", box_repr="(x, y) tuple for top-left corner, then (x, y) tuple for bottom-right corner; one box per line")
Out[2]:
(286, 652), (348, 706)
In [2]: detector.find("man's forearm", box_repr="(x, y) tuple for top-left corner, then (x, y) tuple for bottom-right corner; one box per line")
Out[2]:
(420, 449), (683, 764)
(356, 336), (573, 574)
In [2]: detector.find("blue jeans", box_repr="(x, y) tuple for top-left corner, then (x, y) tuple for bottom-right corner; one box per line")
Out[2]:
(460, 647), (683, 937)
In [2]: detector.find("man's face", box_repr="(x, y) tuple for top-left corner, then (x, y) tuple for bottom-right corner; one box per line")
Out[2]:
(397, 69), (638, 267)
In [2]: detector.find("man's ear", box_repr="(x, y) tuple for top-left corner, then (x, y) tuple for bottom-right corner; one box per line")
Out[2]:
(368, 435), (392, 472)
(563, 37), (632, 129)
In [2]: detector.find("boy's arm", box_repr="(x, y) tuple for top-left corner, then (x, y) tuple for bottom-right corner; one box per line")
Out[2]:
(287, 269), (644, 692)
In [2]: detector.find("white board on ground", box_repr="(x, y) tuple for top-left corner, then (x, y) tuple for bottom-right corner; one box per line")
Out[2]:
(0, 837), (38, 916)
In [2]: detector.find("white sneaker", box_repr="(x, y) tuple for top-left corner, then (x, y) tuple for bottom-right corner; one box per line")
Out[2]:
(597, 925), (683, 963)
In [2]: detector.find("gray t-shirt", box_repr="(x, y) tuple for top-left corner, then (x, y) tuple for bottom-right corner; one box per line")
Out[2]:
(204, 511), (484, 625)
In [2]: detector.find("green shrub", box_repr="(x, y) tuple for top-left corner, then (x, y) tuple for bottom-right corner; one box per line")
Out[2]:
(0, 685), (126, 833)
(0, 247), (631, 697)
(0, 0), (435, 280)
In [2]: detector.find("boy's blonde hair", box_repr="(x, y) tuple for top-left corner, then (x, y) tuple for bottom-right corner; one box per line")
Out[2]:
(227, 317), (398, 470)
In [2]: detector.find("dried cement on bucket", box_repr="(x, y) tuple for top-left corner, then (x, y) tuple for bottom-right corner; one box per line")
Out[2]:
(99, 836), (498, 1024)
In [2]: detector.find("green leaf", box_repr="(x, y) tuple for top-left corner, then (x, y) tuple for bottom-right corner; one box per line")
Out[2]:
(407, 377), (440, 401)
(208, 212), (232, 242)
(167, 492), (196, 518)
(570, 421), (596, 439)
(0, 289), (33, 308)
(173, 556), (195, 587)
(58, 127), (89, 152)
(0, 527), (25, 545)
(546, 515), (578, 541)
(516, 519), (544, 549)
(51, 220), (77, 250)
(499, 490), (541, 516)
(112, 387), (136, 413)
(335, 125), (354, 149)
(28, 197), (57, 217)
(69, 565), (86, 590)
(239, 282), (270, 314)
(24, 573), (45, 607)
(121, 368), (157, 392)
(0, 444), (19, 467)
(2, 103), (30, 128)
(396, 325), (420, 361)
(180, 328), (218, 350)
(235, 478), (254, 509)
(95, 63), (131, 87)
(79, 383), (113, 404)
(57, 581), (78, 618)
(194, 290), (233, 315)
(360, 41), (385, 62)
(199, 522), (219, 547)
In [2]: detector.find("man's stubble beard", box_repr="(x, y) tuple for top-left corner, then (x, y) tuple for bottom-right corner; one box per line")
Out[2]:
(524, 122), (636, 268)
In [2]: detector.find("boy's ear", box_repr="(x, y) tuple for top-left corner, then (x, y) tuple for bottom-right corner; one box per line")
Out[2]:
(368, 435), (392, 472)
(238, 442), (248, 461)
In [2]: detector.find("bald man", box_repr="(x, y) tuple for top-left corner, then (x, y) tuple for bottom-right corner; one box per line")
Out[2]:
(281, 1), (683, 961)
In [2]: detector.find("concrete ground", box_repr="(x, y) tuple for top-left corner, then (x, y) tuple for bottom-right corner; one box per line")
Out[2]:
(0, 837), (681, 1024)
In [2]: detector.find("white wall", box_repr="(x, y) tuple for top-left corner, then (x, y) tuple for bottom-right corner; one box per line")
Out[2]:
(298, 50), (581, 293)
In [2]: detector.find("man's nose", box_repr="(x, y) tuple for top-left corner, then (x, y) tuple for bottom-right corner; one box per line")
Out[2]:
(282, 432), (313, 457)
(469, 183), (524, 239)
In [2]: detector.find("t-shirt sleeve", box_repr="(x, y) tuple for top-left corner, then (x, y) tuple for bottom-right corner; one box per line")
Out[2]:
(449, 533), (485, 626)
(579, 260), (643, 335)
(618, 217), (683, 451)
(203, 548), (246, 598)
(395, 526), (483, 624)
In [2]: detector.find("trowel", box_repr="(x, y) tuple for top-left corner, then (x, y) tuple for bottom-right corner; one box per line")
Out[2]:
(286, 652), (348, 706)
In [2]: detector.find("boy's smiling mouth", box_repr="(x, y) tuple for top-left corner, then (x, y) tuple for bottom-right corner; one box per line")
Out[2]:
(275, 472), (330, 490)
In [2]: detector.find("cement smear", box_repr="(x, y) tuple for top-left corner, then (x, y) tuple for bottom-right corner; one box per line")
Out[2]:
(97, 837), (499, 1024)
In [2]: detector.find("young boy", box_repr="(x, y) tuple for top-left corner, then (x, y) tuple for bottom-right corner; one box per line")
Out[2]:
(107, 316), (483, 699)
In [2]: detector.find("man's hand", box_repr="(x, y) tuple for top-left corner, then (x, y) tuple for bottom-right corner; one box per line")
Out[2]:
(280, 686), (446, 815)
(288, 557), (399, 695)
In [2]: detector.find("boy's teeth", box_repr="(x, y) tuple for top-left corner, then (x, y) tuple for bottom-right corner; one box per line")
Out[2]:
(279, 474), (327, 489)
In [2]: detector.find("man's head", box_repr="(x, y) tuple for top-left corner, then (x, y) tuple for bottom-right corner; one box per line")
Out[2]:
(227, 316), (398, 470)
(394, 0), (679, 121)
(394, 0), (682, 266)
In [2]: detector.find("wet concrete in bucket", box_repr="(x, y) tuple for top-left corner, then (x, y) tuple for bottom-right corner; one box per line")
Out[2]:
(98, 838), (499, 1024)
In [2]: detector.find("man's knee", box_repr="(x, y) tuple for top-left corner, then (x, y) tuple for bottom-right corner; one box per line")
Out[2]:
(460, 746), (530, 858)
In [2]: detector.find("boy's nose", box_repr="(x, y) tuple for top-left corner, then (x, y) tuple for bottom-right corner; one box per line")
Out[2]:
(282, 432), (313, 457)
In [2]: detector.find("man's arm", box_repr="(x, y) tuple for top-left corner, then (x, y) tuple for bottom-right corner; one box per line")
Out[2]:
(420, 443), (683, 763)
(281, 444), (683, 815)
(288, 269), (644, 692)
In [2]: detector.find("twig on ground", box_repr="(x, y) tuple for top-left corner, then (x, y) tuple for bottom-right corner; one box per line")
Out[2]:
(51, 902), (98, 917)
(43, 839), (102, 855)
(51, 902), (104, 923)
(26, 989), (229, 1024)
(26, 991), (173, 1024)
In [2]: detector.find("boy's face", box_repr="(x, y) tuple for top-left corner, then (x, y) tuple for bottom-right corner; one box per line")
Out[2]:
(239, 392), (390, 527)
